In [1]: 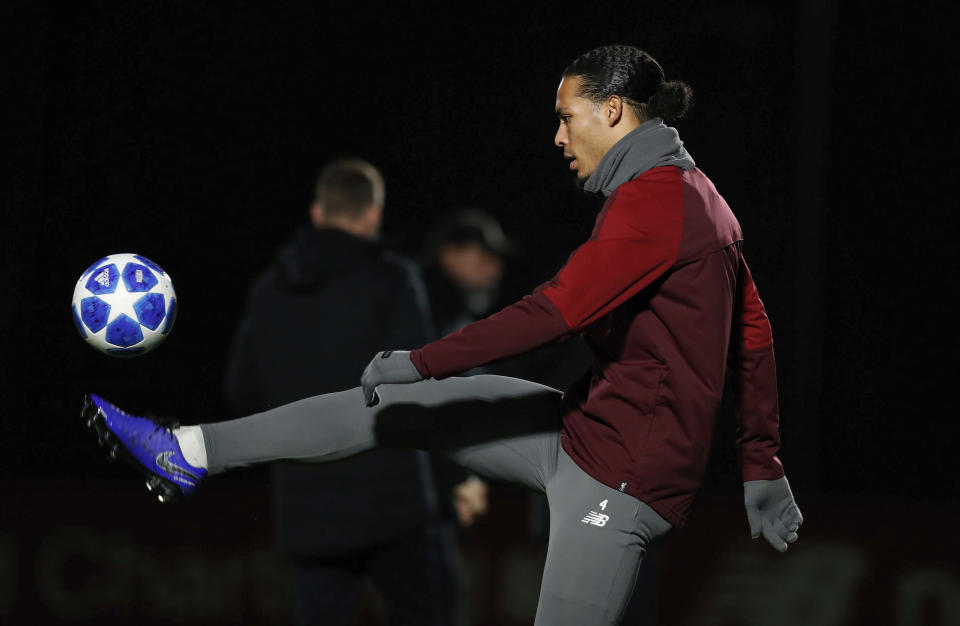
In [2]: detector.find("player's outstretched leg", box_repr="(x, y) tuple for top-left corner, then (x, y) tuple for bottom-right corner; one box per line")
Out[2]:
(83, 393), (207, 502)
(83, 375), (563, 502)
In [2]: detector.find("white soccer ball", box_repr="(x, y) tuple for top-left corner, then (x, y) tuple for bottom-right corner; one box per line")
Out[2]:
(71, 253), (177, 357)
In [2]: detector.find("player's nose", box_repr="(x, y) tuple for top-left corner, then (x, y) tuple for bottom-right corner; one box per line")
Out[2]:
(554, 124), (567, 147)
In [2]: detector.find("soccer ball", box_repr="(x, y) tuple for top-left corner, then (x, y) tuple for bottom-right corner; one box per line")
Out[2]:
(71, 253), (177, 357)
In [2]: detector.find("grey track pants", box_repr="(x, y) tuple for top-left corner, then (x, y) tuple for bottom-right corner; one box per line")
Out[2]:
(201, 375), (672, 626)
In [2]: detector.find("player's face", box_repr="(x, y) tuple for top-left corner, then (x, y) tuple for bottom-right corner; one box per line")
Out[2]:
(554, 75), (609, 186)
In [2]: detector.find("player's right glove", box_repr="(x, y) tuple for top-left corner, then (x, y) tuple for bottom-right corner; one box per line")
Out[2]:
(360, 350), (424, 406)
(743, 475), (803, 552)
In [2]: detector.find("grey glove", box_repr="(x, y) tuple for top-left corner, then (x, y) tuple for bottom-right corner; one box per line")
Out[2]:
(360, 350), (424, 407)
(744, 476), (803, 552)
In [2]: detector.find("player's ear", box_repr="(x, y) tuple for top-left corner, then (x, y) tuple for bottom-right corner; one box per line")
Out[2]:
(365, 204), (383, 234)
(310, 202), (324, 227)
(605, 95), (624, 126)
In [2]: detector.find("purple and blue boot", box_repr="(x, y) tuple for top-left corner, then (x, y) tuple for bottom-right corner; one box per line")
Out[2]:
(82, 393), (206, 502)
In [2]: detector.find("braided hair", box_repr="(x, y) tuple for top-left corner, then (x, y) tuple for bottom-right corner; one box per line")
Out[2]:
(563, 45), (693, 122)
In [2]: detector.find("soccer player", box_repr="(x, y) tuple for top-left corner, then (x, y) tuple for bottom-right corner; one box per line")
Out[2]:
(85, 44), (803, 626)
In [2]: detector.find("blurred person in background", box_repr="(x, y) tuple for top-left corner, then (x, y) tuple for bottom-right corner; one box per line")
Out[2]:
(419, 207), (591, 386)
(419, 207), (514, 341)
(223, 159), (469, 626)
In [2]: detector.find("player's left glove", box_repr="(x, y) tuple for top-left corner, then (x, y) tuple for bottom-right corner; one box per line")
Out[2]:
(744, 475), (803, 552)
(361, 350), (424, 406)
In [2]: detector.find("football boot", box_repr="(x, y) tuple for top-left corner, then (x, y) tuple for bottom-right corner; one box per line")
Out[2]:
(82, 393), (206, 502)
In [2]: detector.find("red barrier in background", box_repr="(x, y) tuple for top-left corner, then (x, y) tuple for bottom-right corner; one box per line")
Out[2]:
(1, 475), (957, 625)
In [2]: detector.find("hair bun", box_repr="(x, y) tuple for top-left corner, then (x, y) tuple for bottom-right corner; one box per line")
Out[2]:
(647, 80), (693, 121)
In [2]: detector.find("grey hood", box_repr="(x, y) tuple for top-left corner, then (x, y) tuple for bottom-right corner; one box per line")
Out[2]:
(583, 117), (695, 197)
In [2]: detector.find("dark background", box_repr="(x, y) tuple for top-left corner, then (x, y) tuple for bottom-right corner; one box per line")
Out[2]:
(3, 2), (957, 625)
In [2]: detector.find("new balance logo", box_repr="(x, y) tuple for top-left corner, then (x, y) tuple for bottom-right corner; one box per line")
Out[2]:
(95, 270), (110, 287)
(581, 511), (609, 527)
(155, 451), (202, 484)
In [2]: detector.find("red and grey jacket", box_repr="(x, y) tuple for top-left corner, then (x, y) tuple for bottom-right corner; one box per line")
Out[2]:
(411, 166), (784, 527)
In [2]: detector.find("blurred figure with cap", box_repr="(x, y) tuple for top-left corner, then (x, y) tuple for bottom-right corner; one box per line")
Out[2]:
(418, 206), (594, 562)
(419, 208), (516, 342)
(420, 207), (591, 386)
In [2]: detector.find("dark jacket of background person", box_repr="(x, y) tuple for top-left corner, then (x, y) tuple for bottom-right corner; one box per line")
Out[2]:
(224, 225), (444, 557)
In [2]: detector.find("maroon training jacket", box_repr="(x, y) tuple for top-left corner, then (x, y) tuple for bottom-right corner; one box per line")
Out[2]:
(411, 166), (784, 527)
